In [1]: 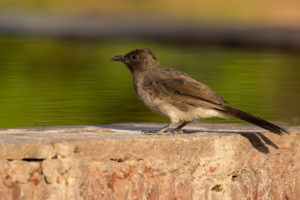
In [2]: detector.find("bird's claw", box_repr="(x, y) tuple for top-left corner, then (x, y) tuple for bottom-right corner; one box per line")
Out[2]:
(171, 129), (184, 134)
(141, 130), (159, 135)
(141, 129), (171, 135)
(141, 129), (184, 135)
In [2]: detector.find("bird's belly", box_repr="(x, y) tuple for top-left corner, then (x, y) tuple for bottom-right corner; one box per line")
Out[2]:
(136, 88), (224, 122)
(159, 103), (225, 123)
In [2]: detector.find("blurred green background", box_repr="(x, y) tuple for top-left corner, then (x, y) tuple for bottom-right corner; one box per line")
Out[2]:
(0, 1), (299, 128)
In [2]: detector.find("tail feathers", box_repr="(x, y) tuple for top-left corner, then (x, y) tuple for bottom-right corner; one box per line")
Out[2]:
(220, 106), (288, 135)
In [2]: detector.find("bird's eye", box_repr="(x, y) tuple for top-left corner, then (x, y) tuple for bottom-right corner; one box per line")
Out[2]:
(131, 55), (137, 60)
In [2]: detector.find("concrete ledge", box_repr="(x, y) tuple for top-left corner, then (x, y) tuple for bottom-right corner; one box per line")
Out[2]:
(0, 123), (299, 200)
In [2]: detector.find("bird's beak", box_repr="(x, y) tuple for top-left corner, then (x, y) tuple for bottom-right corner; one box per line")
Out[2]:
(111, 55), (125, 62)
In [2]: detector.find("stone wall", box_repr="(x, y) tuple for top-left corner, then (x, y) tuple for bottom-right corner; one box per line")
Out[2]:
(0, 123), (299, 200)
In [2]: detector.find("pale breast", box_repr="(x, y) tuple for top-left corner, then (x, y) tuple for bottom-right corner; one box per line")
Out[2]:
(133, 77), (168, 117)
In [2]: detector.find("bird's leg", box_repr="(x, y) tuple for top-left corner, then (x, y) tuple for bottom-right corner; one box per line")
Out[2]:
(171, 121), (190, 134)
(141, 124), (171, 135)
(142, 121), (190, 135)
(157, 124), (172, 133)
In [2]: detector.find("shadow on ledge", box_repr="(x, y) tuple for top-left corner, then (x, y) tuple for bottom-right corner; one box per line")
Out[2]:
(100, 124), (279, 154)
(238, 132), (278, 154)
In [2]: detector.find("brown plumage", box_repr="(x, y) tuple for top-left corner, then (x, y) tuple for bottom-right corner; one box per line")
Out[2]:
(111, 48), (288, 135)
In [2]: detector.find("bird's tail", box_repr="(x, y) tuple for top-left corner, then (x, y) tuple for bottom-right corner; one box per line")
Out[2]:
(218, 105), (288, 135)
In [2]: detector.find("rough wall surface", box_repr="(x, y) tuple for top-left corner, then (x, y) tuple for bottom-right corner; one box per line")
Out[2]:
(0, 123), (298, 200)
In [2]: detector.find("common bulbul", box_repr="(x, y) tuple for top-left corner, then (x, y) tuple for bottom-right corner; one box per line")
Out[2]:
(112, 48), (288, 135)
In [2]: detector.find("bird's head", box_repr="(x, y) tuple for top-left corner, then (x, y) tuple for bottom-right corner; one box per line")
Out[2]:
(111, 48), (158, 73)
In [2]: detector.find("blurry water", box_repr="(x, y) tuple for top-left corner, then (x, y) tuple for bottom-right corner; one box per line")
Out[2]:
(0, 37), (299, 128)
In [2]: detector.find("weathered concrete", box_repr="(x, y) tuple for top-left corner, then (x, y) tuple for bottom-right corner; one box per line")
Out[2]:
(0, 123), (299, 200)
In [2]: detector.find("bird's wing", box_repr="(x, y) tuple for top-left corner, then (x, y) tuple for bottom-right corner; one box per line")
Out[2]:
(143, 67), (226, 110)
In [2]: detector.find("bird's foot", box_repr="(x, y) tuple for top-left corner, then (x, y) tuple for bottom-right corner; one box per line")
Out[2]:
(141, 129), (171, 135)
(171, 129), (184, 134)
(141, 130), (160, 135)
(141, 128), (184, 135)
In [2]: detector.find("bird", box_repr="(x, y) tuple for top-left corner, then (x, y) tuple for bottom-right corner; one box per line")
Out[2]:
(111, 48), (288, 135)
